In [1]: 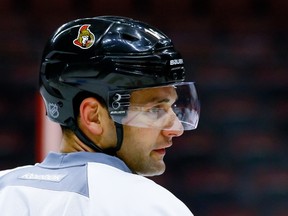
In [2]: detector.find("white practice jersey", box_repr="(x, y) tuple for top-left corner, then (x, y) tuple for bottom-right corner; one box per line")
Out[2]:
(0, 152), (193, 216)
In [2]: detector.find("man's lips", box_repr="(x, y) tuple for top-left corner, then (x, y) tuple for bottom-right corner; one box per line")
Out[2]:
(153, 142), (172, 155)
(153, 148), (166, 155)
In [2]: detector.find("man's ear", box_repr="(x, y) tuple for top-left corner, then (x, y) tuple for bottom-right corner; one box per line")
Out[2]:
(79, 97), (103, 135)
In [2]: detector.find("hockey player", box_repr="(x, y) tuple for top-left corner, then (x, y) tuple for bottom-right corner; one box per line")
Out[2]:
(0, 16), (200, 215)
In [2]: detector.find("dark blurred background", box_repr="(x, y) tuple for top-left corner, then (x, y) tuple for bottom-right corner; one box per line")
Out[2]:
(0, 0), (287, 215)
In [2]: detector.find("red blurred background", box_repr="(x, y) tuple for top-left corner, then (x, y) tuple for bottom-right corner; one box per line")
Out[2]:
(0, 0), (287, 215)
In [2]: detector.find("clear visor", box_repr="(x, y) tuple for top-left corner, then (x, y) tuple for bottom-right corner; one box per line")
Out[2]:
(108, 82), (200, 131)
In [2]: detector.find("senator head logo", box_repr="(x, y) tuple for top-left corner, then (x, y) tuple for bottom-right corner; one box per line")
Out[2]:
(73, 24), (95, 49)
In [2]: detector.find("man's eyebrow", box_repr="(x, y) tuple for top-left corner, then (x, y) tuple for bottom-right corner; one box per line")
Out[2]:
(150, 97), (176, 105)
(157, 98), (171, 103)
(146, 96), (168, 103)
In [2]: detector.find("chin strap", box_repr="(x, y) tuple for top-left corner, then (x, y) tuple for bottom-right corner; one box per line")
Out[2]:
(66, 118), (123, 155)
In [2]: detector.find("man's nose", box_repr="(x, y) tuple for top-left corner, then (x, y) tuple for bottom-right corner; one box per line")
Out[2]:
(161, 111), (184, 137)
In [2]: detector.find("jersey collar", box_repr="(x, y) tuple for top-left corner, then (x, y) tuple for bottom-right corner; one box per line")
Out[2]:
(38, 152), (132, 173)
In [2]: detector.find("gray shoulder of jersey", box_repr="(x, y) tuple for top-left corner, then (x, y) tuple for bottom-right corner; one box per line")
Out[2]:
(0, 152), (131, 197)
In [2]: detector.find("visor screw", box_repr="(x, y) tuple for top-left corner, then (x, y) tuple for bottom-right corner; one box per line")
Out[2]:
(181, 71), (185, 79)
(172, 72), (178, 80)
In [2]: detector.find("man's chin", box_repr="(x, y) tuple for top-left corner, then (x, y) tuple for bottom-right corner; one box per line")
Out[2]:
(138, 163), (166, 177)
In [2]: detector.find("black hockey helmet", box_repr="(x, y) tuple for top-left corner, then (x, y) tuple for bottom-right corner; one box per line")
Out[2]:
(39, 16), (199, 153)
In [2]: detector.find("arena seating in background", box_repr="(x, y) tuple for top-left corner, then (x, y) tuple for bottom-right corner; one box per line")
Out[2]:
(0, 0), (287, 215)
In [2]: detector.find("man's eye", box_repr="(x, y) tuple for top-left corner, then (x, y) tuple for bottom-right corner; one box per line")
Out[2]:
(146, 107), (166, 119)
(148, 107), (160, 113)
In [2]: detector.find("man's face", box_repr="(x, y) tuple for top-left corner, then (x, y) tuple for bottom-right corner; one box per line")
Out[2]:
(116, 86), (184, 176)
(81, 35), (89, 45)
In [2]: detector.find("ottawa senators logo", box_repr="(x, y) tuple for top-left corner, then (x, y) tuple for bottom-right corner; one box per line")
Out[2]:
(73, 24), (95, 49)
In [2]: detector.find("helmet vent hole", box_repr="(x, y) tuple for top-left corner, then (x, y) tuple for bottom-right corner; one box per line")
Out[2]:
(121, 33), (139, 42)
(50, 87), (63, 98)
